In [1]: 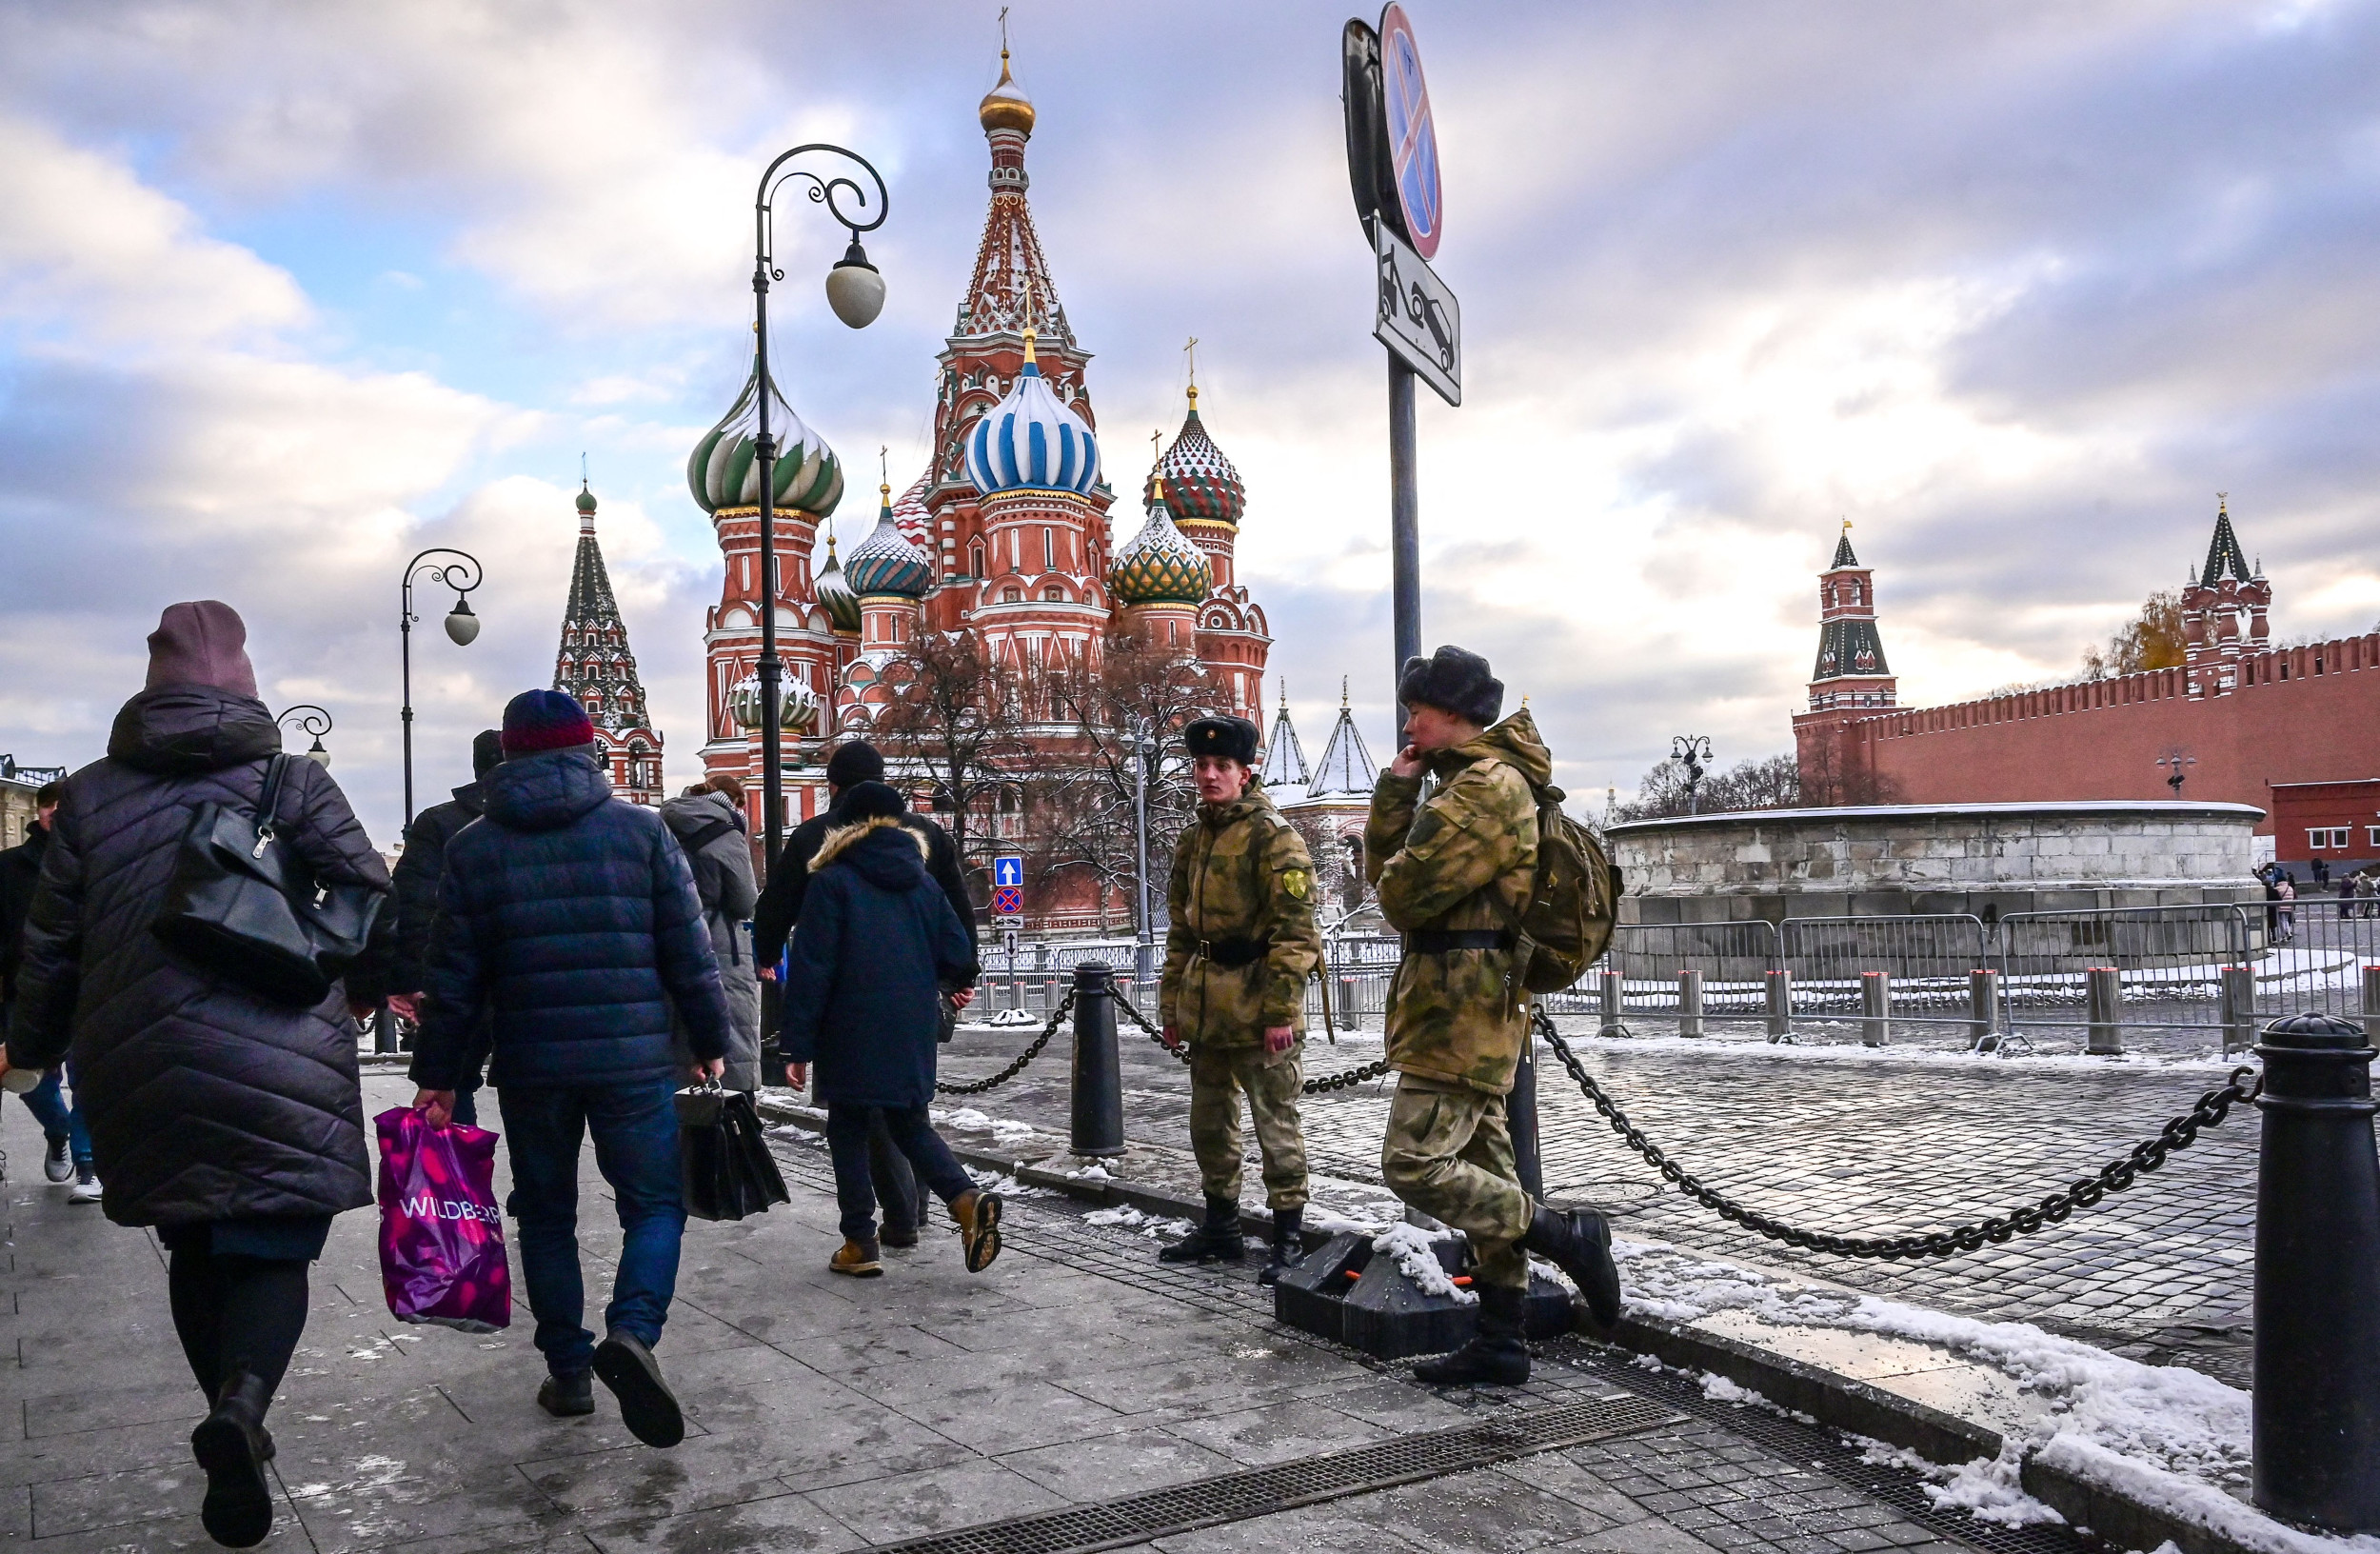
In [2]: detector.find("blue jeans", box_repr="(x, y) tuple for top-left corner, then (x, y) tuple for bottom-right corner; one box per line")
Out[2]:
(825, 1105), (973, 1243)
(497, 1082), (684, 1377)
(17, 1065), (91, 1167)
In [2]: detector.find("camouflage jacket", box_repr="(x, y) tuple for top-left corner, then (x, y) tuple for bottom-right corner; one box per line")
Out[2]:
(1365, 709), (1550, 1095)
(1160, 787), (1324, 1046)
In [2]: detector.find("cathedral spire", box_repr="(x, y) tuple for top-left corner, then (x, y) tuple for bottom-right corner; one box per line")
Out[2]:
(1308, 685), (1379, 797)
(553, 480), (664, 802)
(2201, 492), (2251, 585)
(1261, 677), (1311, 791)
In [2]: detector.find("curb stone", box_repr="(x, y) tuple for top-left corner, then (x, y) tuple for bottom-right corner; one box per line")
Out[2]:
(749, 1091), (2292, 1554)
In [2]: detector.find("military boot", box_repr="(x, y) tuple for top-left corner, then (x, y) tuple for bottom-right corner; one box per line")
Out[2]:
(1159, 1195), (1245, 1265)
(1258, 1205), (1305, 1285)
(1521, 1205), (1624, 1328)
(191, 1369), (275, 1547)
(1412, 1285), (1529, 1385)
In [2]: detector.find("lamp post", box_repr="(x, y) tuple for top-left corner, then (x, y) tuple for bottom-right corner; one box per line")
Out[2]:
(2158, 749), (2197, 797)
(749, 143), (889, 871)
(1130, 720), (1156, 982)
(400, 548), (486, 825)
(274, 705), (334, 768)
(1672, 734), (1714, 815)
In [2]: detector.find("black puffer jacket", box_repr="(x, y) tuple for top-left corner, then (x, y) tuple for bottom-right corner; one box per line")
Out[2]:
(413, 749), (731, 1092)
(387, 780), (486, 995)
(6, 687), (390, 1226)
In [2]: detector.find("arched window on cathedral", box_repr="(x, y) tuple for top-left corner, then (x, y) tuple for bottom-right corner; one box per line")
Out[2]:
(970, 539), (986, 576)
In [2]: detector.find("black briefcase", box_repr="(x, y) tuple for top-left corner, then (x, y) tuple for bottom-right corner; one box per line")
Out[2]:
(677, 1086), (792, 1222)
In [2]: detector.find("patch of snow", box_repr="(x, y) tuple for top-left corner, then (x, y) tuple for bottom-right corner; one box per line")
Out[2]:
(1064, 1163), (1113, 1181)
(1370, 1223), (1478, 1305)
(932, 1106), (1041, 1143)
(1083, 1204), (1195, 1240)
(1700, 1371), (1818, 1425)
(1855, 1438), (2065, 1529)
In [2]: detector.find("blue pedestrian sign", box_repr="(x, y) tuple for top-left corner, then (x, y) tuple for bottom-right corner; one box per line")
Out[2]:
(994, 855), (1023, 888)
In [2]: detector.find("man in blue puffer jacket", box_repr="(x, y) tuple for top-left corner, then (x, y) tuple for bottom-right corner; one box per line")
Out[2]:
(411, 690), (730, 1449)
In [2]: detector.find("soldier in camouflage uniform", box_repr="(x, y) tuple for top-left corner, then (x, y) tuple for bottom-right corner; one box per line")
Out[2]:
(1158, 715), (1325, 1283)
(1368, 646), (1621, 1385)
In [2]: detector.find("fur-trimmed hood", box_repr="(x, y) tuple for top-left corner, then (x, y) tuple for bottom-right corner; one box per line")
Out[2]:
(813, 812), (930, 892)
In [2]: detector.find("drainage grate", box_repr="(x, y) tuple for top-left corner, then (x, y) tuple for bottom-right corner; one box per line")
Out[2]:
(868, 1392), (1679, 1554)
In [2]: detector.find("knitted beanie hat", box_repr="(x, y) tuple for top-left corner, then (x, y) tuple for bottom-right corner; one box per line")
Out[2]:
(146, 601), (258, 700)
(825, 740), (885, 790)
(501, 689), (595, 755)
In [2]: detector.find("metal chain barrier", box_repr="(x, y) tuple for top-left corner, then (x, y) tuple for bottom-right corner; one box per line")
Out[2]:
(1107, 986), (1394, 1094)
(1533, 1006), (2262, 1260)
(936, 988), (1077, 1096)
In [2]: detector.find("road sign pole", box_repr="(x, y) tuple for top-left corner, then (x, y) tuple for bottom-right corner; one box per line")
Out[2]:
(1389, 355), (1420, 745)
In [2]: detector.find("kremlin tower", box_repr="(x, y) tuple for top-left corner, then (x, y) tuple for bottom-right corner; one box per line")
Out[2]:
(552, 480), (664, 805)
(686, 42), (1276, 916)
(2180, 495), (2271, 698)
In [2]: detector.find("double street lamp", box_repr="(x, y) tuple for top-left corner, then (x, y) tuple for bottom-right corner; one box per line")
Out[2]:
(400, 548), (486, 825)
(1672, 734), (1714, 815)
(749, 143), (889, 870)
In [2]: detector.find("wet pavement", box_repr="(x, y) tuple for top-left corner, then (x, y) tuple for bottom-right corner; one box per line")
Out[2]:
(929, 1010), (2276, 1389)
(0, 1072), (2053, 1552)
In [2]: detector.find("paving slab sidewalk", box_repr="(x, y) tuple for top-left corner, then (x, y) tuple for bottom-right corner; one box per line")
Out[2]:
(0, 1071), (2035, 1553)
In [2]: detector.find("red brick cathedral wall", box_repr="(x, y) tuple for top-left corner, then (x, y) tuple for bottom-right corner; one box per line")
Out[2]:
(1796, 633), (2380, 832)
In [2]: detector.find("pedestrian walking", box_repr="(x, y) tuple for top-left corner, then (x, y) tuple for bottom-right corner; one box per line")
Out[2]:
(1365, 646), (1620, 1385)
(5, 602), (391, 1547)
(0, 780), (97, 1200)
(753, 740), (980, 1246)
(410, 689), (731, 1449)
(2275, 873), (2296, 944)
(661, 781), (763, 1091)
(775, 781), (1000, 1278)
(2356, 870), (2375, 919)
(385, 729), (502, 1126)
(1155, 714), (1324, 1284)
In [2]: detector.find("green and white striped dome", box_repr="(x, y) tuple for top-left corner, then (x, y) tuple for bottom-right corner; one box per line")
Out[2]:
(687, 363), (845, 516)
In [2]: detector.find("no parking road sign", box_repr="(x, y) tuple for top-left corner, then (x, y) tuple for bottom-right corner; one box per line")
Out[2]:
(993, 855), (1023, 917)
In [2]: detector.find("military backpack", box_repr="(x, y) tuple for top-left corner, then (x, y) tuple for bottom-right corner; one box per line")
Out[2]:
(1494, 776), (1622, 996)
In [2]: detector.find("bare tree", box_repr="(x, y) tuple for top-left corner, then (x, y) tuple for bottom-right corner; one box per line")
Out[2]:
(1795, 729), (1902, 808)
(868, 629), (1032, 902)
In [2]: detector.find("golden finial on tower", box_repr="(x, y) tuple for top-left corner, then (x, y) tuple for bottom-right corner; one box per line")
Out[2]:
(1184, 337), (1200, 409)
(1148, 428), (1165, 502)
(980, 9), (1036, 134)
(2217, 490), (2229, 515)
(1021, 274), (1039, 364)
(1340, 676), (1350, 709)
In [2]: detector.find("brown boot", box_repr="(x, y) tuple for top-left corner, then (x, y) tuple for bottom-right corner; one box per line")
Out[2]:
(949, 1188), (1003, 1272)
(829, 1237), (883, 1278)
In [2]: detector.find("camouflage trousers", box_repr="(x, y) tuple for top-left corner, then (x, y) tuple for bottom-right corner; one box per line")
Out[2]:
(1188, 1044), (1309, 1212)
(1380, 1076), (1533, 1290)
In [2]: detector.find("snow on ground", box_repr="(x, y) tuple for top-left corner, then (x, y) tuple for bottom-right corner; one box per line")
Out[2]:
(1083, 1204), (1197, 1240)
(1616, 1240), (2380, 1553)
(1370, 1223), (1478, 1305)
(930, 1106), (1043, 1144)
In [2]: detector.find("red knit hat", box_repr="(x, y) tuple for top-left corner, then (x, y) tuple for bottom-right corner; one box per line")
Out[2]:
(501, 689), (595, 754)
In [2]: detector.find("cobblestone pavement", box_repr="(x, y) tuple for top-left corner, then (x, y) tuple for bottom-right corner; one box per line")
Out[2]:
(932, 1011), (2298, 1389)
(0, 1073), (2044, 1552)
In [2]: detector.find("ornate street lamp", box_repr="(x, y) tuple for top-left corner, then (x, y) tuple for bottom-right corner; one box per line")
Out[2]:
(1671, 734), (1714, 815)
(275, 705), (334, 768)
(2157, 748), (2197, 797)
(401, 548), (486, 824)
(748, 144), (888, 869)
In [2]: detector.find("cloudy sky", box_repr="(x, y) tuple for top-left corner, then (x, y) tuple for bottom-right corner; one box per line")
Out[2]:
(3, 0), (2375, 842)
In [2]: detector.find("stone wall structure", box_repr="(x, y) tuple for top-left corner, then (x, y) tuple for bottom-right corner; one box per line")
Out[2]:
(1608, 801), (2264, 925)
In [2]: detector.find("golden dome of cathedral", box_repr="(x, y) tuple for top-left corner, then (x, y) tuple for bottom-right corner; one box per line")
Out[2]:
(979, 50), (1036, 135)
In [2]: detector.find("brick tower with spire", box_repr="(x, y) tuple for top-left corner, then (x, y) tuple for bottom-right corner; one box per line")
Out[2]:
(2180, 495), (2271, 699)
(553, 480), (664, 804)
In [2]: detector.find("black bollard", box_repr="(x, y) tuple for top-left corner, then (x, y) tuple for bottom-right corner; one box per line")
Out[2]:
(373, 1000), (395, 1056)
(1069, 962), (1126, 1159)
(2252, 1011), (2380, 1532)
(1510, 1024), (1545, 1203)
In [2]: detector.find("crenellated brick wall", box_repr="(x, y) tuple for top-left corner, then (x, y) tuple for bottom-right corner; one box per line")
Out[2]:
(1795, 631), (2380, 833)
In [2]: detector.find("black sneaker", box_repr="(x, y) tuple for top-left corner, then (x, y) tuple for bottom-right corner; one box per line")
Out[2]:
(537, 1369), (595, 1418)
(593, 1332), (684, 1448)
(42, 1136), (71, 1184)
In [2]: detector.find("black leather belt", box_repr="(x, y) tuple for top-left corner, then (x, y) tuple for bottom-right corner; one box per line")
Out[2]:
(1197, 937), (1270, 968)
(1407, 929), (1516, 954)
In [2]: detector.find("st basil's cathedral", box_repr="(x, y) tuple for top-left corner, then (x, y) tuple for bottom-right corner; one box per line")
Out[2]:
(684, 49), (1274, 910)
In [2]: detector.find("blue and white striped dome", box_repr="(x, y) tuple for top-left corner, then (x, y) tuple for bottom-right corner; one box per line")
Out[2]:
(964, 338), (1101, 498)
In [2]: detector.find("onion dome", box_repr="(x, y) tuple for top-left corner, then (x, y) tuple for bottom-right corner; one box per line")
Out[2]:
(729, 670), (821, 732)
(1149, 384), (1245, 526)
(686, 362), (844, 516)
(575, 480), (598, 517)
(979, 50), (1035, 135)
(1108, 479), (1212, 607)
(964, 328), (1101, 498)
(843, 484), (933, 598)
(813, 526), (861, 633)
(891, 472), (932, 547)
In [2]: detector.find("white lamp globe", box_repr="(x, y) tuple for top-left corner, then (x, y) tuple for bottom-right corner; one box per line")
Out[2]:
(825, 242), (885, 329)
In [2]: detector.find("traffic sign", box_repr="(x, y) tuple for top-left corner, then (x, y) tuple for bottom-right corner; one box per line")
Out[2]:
(994, 855), (1023, 888)
(1373, 218), (1460, 406)
(1378, 5), (1441, 261)
(992, 886), (1022, 916)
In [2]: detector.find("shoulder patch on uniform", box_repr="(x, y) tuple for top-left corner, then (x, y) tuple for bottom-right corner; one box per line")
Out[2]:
(1281, 867), (1310, 900)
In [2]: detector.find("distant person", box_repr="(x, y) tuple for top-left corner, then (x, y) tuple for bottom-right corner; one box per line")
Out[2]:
(2312, 856), (2330, 887)
(2357, 870), (2376, 919)
(776, 782), (998, 1278)
(1365, 646), (1620, 1386)
(2275, 874), (2296, 944)
(411, 690), (731, 1450)
(2338, 872), (2357, 918)
(660, 779), (763, 1090)
(1155, 715), (1324, 1285)
(6, 601), (390, 1548)
(753, 740), (978, 1245)
(386, 729), (503, 1126)
(0, 781), (96, 1200)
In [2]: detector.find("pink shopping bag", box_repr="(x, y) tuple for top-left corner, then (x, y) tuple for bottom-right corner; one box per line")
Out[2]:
(374, 1106), (511, 1333)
